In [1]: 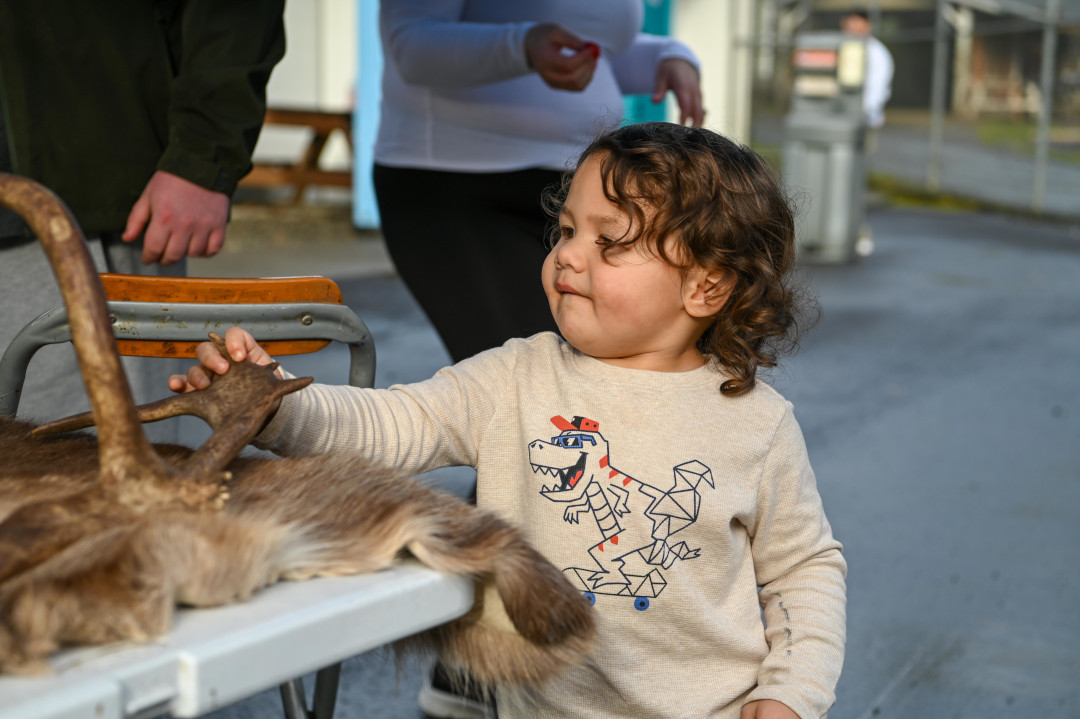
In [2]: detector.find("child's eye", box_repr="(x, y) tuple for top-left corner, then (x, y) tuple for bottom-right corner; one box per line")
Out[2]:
(596, 236), (627, 255)
(560, 226), (576, 240)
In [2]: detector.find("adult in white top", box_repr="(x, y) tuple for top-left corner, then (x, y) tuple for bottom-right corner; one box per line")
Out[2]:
(841, 11), (894, 129)
(372, 0), (703, 364)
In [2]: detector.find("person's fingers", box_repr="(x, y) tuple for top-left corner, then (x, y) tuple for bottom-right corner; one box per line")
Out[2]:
(562, 62), (595, 91)
(126, 170), (229, 265)
(675, 88), (693, 125)
(573, 48), (599, 85)
(224, 327), (275, 366)
(546, 50), (596, 90)
(185, 229), (210, 259)
(224, 327), (253, 361)
(140, 217), (169, 264)
(652, 68), (672, 104)
(203, 226), (226, 258)
(195, 340), (231, 375)
(527, 23), (598, 91)
(122, 193), (151, 243)
(159, 229), (193, 266)
(653, 59), (705, 126)
(184, 365), (214, 391)
(538, 23), (587, 57)
(677, 85), (705, 126)
(168, 374), (192, 394)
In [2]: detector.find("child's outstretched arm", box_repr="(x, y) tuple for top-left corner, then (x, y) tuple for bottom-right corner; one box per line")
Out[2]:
(168, 326), (277, 393)
(169, 327), (514, 475)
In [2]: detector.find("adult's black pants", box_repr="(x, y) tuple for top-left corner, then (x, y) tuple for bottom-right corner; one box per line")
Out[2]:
(373, 164), (562, 363)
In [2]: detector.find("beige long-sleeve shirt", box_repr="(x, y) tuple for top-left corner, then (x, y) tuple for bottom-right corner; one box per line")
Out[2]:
(257, 333), (847, 718)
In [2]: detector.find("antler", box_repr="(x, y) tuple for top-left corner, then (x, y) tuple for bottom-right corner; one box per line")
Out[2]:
(36, 334), (314, 477)
(0, 173), (224, 510)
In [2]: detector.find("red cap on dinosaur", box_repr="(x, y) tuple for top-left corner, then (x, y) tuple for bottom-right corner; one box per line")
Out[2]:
(550, 416), (600, 432)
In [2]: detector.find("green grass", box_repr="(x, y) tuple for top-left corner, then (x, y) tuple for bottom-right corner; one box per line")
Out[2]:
(867, 173), (982, 213)
(975, 119), (1080, 165)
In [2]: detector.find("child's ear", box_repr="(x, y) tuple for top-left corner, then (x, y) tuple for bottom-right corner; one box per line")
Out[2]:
(683, 267), (734, 319)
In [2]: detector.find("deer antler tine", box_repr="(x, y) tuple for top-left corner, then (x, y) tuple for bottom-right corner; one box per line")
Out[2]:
(208, 331), (228, 354)
(31, 410), (96, 436)
(32, 393), (215, 437)
(34, 330), (313, 480)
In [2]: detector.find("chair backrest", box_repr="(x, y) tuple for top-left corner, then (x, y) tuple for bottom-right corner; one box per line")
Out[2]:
(0, 273), (374, 418)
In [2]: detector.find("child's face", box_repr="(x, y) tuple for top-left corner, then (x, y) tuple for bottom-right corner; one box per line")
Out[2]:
(541, 154), (710, 372)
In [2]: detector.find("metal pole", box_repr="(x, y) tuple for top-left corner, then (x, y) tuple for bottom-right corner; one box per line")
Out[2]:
(1032, 0), (1061, 213)
(869, 0), (882, 29)
(927, 0), (950, 192)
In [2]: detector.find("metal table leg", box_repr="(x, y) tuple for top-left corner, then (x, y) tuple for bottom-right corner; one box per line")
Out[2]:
(279, 662), (342, 719)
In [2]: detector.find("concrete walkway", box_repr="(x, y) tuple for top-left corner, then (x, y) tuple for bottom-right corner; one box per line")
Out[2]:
(186, 201), (1080, 719)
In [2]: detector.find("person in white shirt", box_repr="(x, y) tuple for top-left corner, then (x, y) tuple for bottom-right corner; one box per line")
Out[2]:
(840, 11), (894, 133)
(841, 11), (893, 257)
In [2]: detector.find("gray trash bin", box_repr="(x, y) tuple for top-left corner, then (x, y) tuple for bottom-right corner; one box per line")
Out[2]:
(782, 31), (869, 263)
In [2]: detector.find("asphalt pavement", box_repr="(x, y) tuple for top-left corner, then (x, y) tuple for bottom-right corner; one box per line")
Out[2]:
(182, 198), (1080, 719)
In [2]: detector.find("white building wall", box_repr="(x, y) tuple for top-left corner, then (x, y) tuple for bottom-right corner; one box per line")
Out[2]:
(253, 0), (357, 170)
(672, 0), (754, 142)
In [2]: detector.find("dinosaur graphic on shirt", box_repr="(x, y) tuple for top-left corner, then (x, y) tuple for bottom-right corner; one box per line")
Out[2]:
(528, 415), (713, 609)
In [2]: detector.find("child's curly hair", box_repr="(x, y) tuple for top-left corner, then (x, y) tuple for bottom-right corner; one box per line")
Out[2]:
(543, 122), (815, 396)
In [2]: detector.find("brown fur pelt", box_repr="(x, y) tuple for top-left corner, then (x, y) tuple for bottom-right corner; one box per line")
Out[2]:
(0, 416), (595, 681)
(0, 172), (595, 690)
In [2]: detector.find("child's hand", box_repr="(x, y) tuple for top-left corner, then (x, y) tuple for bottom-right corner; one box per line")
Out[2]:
(741, 699), (800, 719)
(168, 326), (275, 393)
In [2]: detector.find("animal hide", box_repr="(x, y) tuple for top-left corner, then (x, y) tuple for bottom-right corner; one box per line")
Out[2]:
(0, 174), (595, 688)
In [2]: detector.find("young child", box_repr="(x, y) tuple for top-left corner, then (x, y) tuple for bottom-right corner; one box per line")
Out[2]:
(172, 122), (846, 719)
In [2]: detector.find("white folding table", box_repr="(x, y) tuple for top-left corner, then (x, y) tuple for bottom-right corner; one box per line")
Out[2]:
(0, 562), (472, 719)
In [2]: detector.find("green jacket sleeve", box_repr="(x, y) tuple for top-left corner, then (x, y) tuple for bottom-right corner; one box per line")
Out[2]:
(157, 0), (286, 195)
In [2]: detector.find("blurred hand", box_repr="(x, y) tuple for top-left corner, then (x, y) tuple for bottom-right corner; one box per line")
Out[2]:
(652, 57), (705, 127)
(122, 170), (229, 265)
(740, 699), (800, 719)
(168, 326), (275, 394)
(525, 23), (600, 92)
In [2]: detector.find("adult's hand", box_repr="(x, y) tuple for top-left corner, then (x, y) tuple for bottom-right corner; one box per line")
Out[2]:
(652, 57), (705, 127)
(122, 170), (230, 265)
(525, 23), (600, 92)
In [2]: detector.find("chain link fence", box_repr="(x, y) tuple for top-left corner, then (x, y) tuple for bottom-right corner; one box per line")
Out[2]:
(748, 0), (1080, 219)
